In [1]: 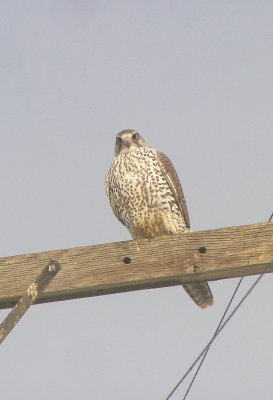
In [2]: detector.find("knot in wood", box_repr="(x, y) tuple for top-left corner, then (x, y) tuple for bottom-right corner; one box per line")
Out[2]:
(193, 265), (200, 274)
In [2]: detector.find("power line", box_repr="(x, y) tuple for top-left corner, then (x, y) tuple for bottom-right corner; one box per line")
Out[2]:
(182, 277), (243, 399)
(165, 212), (273, 400)
(165, 274), (264, 400)
(164, 278), (243, 400)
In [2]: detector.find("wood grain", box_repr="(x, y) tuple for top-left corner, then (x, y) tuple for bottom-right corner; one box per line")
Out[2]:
(0, 222), (272, 309)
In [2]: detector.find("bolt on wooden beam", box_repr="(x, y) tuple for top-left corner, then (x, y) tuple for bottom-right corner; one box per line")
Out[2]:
(0, 260), (61, 344)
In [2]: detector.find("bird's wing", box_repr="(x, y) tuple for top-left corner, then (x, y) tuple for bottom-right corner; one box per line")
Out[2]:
(157, 151), (190, 228)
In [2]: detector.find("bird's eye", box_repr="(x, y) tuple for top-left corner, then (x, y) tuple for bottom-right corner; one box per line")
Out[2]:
(132, 133), (138, 141)
(116, 137), (123, 145)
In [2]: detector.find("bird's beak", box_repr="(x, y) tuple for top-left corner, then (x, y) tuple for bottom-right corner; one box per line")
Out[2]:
(124, 139), (132, 148)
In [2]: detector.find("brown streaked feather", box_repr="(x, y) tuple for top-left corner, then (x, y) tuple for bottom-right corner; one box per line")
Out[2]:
(156, 152), (213, 308)
(183, 282), (213, 308)
(157, 152), (190, 228)
(105, 175), (127, 227)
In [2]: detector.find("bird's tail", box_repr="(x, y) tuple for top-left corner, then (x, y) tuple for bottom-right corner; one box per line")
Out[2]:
(182, 282), (213, 308)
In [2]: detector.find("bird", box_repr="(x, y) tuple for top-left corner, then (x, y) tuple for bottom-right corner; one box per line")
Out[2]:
(105, 129), (213, 308)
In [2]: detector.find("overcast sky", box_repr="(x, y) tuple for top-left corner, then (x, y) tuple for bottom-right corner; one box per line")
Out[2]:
(0, 1), (272, 399)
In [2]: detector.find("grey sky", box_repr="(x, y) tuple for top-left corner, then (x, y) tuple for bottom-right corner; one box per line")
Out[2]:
(0, 1), (272, 399)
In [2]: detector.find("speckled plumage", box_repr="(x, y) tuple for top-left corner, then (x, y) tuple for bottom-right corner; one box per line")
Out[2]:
(105, 129), (213, 308)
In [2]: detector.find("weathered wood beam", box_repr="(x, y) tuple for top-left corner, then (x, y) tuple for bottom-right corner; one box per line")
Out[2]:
(0, 222), (272, 309)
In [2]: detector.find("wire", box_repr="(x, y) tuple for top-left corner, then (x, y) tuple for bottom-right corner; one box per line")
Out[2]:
(182, 277), (243, 399)
(165, 212), (273, 400)
(164, 278), (243, 400)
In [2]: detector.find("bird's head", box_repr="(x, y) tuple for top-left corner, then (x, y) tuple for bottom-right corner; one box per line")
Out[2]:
(115, 129), (148, 156)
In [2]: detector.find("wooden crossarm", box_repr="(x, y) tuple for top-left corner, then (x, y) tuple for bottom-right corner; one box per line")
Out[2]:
(0, 222), (272, 309)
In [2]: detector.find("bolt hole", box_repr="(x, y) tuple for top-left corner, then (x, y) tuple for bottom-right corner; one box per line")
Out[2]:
(199, 247), (207, 254)
(123, 257), (131, 264)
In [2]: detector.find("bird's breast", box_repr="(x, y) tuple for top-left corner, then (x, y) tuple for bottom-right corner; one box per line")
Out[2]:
(106, 147), (186, 237)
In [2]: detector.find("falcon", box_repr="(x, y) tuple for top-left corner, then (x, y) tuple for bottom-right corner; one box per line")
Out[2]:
(105, 129), (213, 308)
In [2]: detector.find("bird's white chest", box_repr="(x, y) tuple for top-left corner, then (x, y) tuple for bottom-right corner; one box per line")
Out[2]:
(111, 149), (163, 203)
(105, 146), (186, 237)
